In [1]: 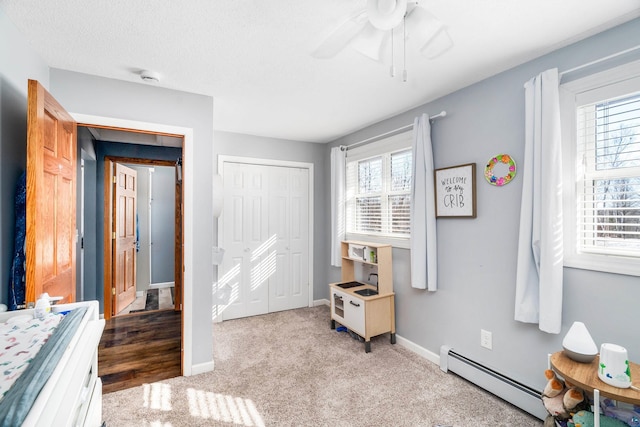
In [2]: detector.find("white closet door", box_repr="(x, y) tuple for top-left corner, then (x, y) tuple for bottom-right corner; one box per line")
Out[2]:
(221, 163), (269, 320)
(220, 162), (309, 320)
(268, 167), (309, 312)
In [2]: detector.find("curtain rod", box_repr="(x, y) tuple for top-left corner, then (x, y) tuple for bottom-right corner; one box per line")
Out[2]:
(559, 44), (640, 78)
(341, 110), (446, 151)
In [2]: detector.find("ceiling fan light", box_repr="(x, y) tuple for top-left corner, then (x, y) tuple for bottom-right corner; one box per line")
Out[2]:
(367, 0), (408, 30)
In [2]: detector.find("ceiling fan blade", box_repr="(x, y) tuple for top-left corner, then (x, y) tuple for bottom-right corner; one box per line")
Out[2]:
(310, 10), (368, 59)
(405, 6), (453, 59)
(420, 29), (453, 59)
(350, 23), (388, 61)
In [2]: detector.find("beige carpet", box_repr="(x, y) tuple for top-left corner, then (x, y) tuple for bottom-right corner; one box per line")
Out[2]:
(102, 305), (543, 426)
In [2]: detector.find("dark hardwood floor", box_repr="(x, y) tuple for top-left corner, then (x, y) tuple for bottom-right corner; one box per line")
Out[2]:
(98, 309), (181, 394)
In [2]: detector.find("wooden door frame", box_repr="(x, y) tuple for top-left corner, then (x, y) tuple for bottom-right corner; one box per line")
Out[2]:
(72, 112), (197, 377)
(103, 156), (183, 319)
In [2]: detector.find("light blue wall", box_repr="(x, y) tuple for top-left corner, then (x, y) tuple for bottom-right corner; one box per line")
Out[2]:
(0, 9), (49, 307)
(50, 71), (214, 367)
(328, 17), (640, 392)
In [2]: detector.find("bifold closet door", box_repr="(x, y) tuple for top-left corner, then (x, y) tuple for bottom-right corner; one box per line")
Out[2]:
(220, 162), (309, 320)
(221, 162), (270, 320)
(268, 167), (309, 313)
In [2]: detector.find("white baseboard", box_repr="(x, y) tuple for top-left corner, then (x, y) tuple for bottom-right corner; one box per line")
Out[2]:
(136, 291), (144, 298)
(189, 360), (215, 376)
(149, 282), (175, 289)
(313, 298), (330, 307)
(396, 334), (440, 366)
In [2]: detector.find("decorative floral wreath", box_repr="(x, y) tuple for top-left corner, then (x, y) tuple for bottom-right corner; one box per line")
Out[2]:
(485, 154), (516, 186)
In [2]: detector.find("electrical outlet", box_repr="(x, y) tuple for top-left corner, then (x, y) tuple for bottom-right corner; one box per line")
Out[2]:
(480, 329), (492, 350)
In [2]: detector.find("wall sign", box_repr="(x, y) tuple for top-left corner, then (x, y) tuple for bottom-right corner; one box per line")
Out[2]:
(434, 163), (476, 218)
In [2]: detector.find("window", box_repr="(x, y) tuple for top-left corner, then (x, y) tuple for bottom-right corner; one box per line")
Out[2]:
(561, 60), (640, 276)
(345, 132), (412, 245)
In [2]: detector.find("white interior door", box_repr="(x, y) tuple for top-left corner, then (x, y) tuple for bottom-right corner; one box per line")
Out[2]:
(220, 161), (310, 320)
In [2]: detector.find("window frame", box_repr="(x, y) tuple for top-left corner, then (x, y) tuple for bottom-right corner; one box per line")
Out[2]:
(561, 59), (640, 276)
(345, 131), (413, 249)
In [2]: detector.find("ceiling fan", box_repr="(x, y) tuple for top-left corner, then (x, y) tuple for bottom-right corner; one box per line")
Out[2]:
(311, 0), (452, 80)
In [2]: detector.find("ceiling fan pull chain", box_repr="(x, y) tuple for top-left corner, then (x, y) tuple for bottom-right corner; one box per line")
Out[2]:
(390, 28), (396, 77)
(402, 14), (408, 82)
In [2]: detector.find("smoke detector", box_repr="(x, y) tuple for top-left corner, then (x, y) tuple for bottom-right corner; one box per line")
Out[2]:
(140, 70), (160, 83)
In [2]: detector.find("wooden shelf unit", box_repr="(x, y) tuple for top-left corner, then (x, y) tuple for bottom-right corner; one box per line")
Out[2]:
(340, 240), (393, 295)
(330, 241), (396, 353)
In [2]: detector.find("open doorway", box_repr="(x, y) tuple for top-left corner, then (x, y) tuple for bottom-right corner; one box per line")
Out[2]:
(73, 113), (196, 377)
(102, 155), (183, 319)
(74, 121), (184, 320)
(103, 159), (181, 316)
(121, 163), (176, 315)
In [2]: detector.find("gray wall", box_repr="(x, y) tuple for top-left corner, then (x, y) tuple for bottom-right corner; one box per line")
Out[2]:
(0, 9), (49, 307)
(213, 131), (328, 300)
(150, 166), (175, 284)
(50, 71), (214, 367)
(328, 18), (640, 392)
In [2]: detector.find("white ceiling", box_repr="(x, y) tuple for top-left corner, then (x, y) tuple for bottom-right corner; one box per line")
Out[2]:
(2, 0), (639, 143)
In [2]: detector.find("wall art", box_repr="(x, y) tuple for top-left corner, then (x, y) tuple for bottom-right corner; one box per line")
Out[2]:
(484, 154), (516, 186)
(434, 163), (476, 218)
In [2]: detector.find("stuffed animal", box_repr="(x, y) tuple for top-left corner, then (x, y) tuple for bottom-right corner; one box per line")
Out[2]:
(542, 369), (589, 427)
(601, 398), (640, 427)
(568, 410), (629, 427)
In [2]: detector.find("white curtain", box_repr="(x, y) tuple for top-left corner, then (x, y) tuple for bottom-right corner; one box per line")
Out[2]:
(410, 114), (438, 290)
(515, 68), (564, 334)
(330, 146), (346, 267)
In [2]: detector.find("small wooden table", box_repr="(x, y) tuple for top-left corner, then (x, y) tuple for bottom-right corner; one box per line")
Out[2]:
(550, 351), (640, 427)
(550, 351), (640, 405)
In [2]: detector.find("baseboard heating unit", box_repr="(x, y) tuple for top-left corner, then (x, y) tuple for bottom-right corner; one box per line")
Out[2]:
(439, 346), (547, 420)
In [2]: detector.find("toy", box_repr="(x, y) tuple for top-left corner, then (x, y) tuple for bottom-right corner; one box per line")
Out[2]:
(542, 369), (589, 427)
(601, 398), (640, 427)
(568, 410), (629, 427)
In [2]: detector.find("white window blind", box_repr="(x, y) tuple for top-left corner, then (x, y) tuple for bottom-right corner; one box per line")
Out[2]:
(389, 149), (412, 234)
(576, 92), (640, 257)
(345, 132), (412, 241)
